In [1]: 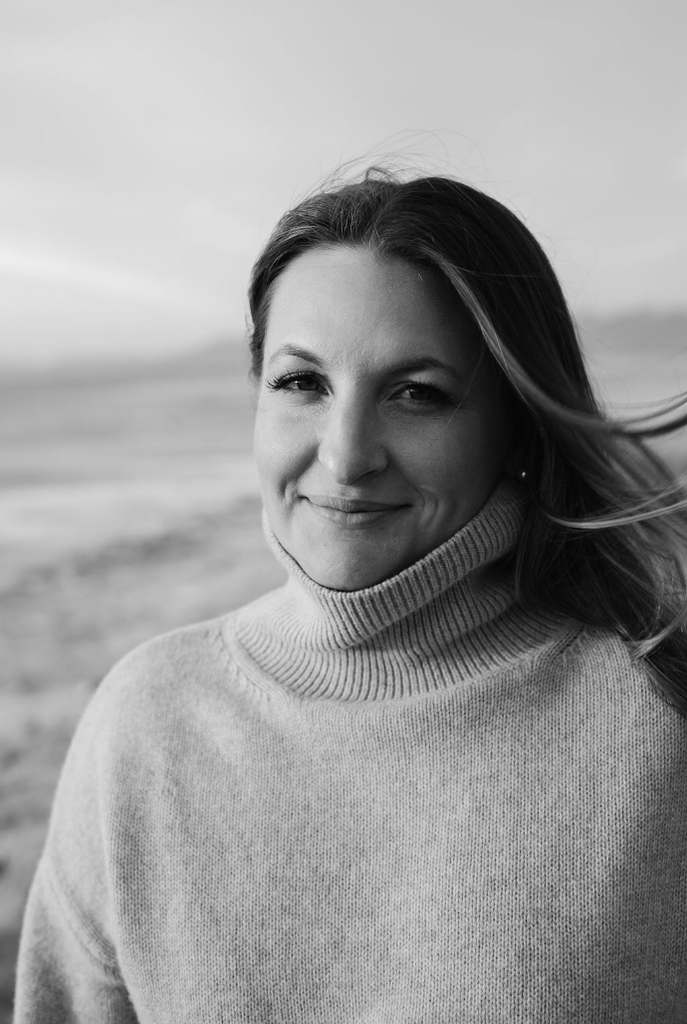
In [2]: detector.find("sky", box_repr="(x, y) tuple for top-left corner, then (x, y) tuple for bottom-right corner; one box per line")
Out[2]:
(1, 0), (686, 365)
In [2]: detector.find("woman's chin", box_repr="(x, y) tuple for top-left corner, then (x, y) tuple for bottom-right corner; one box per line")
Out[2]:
(296, 552), (405, 592)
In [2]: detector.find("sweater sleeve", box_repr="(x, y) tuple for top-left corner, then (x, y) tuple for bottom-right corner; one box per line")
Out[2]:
(14, 859), (139, 1023)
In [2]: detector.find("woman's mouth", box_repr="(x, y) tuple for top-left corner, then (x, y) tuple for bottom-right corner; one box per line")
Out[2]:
(302, 495), (408, 526)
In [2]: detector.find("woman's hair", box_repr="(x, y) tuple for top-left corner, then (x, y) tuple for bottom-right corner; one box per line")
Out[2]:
(248, 169), (687, 717)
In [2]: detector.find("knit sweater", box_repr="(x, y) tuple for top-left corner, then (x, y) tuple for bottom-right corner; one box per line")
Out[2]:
(14, 481), (687, 1023)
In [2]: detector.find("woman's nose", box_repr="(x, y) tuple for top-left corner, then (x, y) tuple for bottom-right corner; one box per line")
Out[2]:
(317, 398), (387, 484)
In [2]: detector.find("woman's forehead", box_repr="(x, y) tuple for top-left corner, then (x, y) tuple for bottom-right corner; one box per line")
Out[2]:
(264, 245), (483, 371)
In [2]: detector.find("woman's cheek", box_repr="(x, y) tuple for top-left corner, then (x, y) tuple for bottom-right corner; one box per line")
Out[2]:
(255, 406), (315, 494)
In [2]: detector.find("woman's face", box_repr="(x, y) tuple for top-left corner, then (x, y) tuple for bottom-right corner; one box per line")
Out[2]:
(254, 246), (513, 591)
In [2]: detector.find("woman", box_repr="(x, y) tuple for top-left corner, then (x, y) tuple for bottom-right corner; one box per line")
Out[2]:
(15, 171), (687, 1021)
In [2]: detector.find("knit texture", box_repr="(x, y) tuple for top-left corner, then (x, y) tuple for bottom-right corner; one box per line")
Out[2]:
(14, 481), (687, 1023)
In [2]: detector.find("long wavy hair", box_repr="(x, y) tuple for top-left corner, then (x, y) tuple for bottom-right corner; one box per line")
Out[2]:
(247, 169), (687, 717)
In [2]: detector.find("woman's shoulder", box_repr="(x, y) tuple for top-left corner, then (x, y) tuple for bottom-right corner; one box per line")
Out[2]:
(76, 597), (282, 758)
(94, 616), (230, 707)
(47, 603), (283, 859)
(546, 618), (687, 734)
(102, 582), (287, 692)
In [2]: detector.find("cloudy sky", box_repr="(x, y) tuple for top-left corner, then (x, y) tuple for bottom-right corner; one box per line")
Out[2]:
(1, 0), (686, 364)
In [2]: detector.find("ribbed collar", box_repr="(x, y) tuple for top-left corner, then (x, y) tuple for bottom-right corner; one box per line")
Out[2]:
(224, 480), (561, 701)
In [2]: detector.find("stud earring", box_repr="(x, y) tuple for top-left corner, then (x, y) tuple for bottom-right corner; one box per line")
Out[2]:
(517, 468), (528, 483)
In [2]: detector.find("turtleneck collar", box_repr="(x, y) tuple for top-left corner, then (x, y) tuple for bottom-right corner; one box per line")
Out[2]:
(222, 479), (561, 701)
(262, 479), (525, 649)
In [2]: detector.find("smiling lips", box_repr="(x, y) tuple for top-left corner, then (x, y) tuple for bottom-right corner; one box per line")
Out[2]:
(303, 495), (407, 526)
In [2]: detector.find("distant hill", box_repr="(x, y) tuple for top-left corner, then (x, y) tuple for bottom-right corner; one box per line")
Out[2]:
(576, 310), (687, 401)
(0, 336), (251, 390)
(580, 310), (687, 356)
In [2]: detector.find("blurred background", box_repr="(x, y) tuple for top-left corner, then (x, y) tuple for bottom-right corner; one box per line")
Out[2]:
(1, 0), (686, 1013)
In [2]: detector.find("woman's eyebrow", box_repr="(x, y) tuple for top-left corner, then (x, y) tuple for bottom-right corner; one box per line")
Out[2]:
(391, 357), (467, 383)
(267, 344), (323, 367)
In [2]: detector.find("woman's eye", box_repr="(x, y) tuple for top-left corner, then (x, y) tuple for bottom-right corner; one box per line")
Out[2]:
(405, 384), (436, 401)
(290, 376), (322, 392)
(266, 372), (326, 394)
(397, 382), (449, 404)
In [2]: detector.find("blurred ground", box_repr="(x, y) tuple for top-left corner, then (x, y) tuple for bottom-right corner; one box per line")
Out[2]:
(1, 319), (686, 1017)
